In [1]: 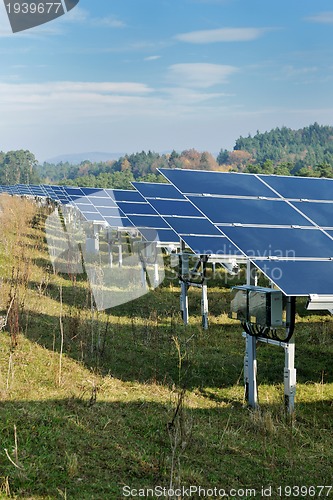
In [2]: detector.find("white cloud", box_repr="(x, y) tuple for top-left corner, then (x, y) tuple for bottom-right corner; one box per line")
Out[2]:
(91, 16), (126, 28)
(61, 6), (89, 23)
(167, 63), (238, 88)
(0, 81), (153, 97)
(175, 27), (269, 43)
(144, 55), (161, 61)
(305, 12), (333, 24)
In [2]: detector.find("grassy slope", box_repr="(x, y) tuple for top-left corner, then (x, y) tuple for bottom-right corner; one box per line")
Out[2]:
(0, 197), (333, 499)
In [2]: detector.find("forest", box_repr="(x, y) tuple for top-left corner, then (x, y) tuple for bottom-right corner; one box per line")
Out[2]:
(217, 122), (333, 177)
(1, 123), (333, 188)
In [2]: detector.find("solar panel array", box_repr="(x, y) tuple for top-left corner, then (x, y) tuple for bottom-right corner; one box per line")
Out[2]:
(2, 170), (333, 297)
(158, 169), (333, 296)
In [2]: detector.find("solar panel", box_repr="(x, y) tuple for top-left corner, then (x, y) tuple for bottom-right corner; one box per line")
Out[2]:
(125, 214), (171, 229)
(116, 202), (157, 216)
(187, 196), (313, 227)
(222, 226), (333, 259)
(291, 201), (333, 228)
(132, 181), (184, 200)
(138, 228), (179, 243)
(149, 199), (201, 218)
(259, 174), (333, 201)
(180, 235), (242, 256)
(105, 187), (180, 244)
(134, 181), (242, 256)
(255, 260), (333, 296)
(109, 189), (143, 203)
(30, 185), (48, 197)
(159, 168), (276, 197)
(159, 169), (333, 295)
(163, 216), (223, 236)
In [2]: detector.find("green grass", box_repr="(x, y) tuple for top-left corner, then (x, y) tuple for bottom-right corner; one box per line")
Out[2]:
(1, 197), (333, 499)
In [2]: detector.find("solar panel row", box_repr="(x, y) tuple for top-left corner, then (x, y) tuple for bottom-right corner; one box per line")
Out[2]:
(2, 170), (333, 297)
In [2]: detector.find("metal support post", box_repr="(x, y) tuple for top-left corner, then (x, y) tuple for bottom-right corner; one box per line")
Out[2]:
(180, 240), (189, 325)
(201, 257), (209, 329)
(86, 227), (99, 255)
(118, 244), (123, 268)
(246, 335), (258, 408)
(153, 262), (159, 288)
(180, 281), (189, 325)
(284, 341), (296, 414)
(201, 282), (208, 329)
(108, 243), (113, 268)
(106, 231), (113, 268)
(244, 260), (259, 408)
(141, 261), (147, 290)
(212, 262), (216, 279)
(93, 225), (100, 253)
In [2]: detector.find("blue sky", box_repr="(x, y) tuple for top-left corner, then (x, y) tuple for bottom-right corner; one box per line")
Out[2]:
(0, 0), (333, 162)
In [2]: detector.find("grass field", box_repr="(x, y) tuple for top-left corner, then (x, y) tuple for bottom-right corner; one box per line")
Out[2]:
(1, 196), (333, 499)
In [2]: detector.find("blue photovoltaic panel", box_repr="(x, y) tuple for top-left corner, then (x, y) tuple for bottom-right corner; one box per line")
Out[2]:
(134, 182), (232, 252)
(31, 185), (47, 197)
(292, 201), (333, 228)
(149, 199), (202, 217)
(86, 196), (117, 208)
(254, 260), (333, 296)
(95, 216), (129, 227)
(107, 188), (181, 243)
(62, 187), (85, 197)
(43, 185), (69, 203)
(117, 202), (157, 215)
(79, 187), (110, 197)
(109, 189), (144, 203)
(163, 216), (222, 236)
(96, 206), (122, 217)
(16, 184), (32, 195)
(259, 174), (333, 201)
(73, 203), (99, 213)
(188, 196), (313, 226)
(160, 169), (276, 197)
(80, 211), (106, 223)
(132, 182), (184, 200)
(126, 215), (170, 229)
(181, 235), (242, 256)
(222, 226), (333, 259)
(137, 228), (179, 243)
(103, 216), (133, 228)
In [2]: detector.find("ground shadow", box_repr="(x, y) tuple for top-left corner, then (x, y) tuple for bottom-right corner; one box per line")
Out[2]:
(1, 398), (333, 499)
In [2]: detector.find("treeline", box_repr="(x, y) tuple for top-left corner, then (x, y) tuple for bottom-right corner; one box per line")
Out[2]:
(2, 123), (333, 188)
(0, 150), (40, 185)
(217, 123), (333, 177)
(35, 149), (218, 189)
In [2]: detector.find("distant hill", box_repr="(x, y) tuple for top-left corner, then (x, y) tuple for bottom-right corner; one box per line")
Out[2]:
(44, 152), (125, 164)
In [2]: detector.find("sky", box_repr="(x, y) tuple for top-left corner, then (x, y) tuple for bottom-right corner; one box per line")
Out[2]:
(0, 0), (333, 162)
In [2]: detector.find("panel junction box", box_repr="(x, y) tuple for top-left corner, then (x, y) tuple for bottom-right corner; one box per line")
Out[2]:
(230, 285), (283, 328)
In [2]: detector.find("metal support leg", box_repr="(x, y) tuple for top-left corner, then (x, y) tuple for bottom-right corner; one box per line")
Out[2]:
(244, 260), (258, 408)
(212, 262), (216, 279)
(179, 240), (189, 325)
(284, 342), (296, 414)
(108, 243), (113, 268)
(118, 244), (123, 268)
(245, 334), (258, 409)
(180, 281), (189, 325)
(93, 225), (100, 253)
(141, 261), (147, 290)
(201, 282), (208, 329)
(153, 262), (159, 288)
